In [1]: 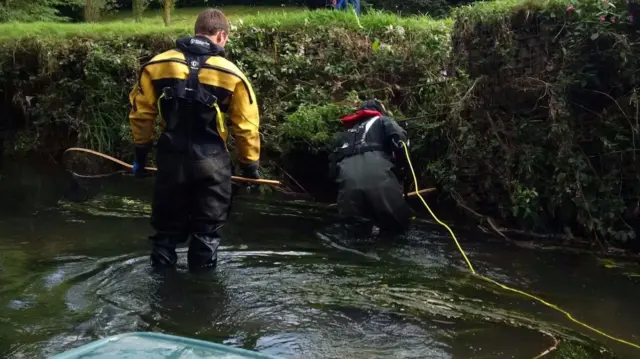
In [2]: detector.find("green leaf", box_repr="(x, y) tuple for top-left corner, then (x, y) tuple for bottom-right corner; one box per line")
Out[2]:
(372, 38), (381, 52)
(590, 33), (599, 40)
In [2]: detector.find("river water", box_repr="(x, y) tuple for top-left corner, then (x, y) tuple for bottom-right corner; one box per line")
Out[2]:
(1, 159), (640, 359)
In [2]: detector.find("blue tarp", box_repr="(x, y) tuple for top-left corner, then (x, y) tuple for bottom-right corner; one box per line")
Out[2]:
(49, 332), (282, 359)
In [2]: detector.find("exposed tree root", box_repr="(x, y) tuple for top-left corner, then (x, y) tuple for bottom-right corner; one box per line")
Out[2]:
(532, 330), (560, 359)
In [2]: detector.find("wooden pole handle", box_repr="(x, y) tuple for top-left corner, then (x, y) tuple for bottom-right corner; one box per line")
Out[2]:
(328, 187), (436, 207)
(63, 147), (283, 186)
(407, 188), (436, 197)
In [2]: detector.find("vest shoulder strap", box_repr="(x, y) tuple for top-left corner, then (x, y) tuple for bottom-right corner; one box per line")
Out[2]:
(159, 50), (218, 108)
(334, 116), (386, 162)
(157, 50), (223, 132)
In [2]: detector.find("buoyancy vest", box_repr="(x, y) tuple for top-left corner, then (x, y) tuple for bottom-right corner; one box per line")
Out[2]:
(156, 37), (226, 157)
(333, 110), (387, 162)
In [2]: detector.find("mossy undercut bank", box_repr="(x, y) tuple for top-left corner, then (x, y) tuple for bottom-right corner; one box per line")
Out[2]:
(2, 2), (640, 249)
(446, 0), (640, 247)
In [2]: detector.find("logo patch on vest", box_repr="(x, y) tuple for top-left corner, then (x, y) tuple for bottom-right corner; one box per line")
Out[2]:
(190, 38), (211, 48)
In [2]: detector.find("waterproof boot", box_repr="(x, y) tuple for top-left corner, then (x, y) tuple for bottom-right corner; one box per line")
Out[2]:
(150, 234), (180, 268)
(187, 234), (220, 272)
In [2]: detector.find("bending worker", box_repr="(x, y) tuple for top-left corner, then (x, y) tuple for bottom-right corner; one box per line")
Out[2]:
(128, 9), (260, 270)
(328, 100), (411, 234)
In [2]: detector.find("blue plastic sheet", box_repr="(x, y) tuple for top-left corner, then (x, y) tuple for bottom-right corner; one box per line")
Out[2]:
(49, 332), (282, 359)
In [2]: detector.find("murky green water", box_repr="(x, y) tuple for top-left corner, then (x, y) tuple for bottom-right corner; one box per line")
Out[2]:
(1, 159), (640, 359)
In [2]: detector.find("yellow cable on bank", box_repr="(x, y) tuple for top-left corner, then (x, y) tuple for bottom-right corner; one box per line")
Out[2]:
(399, 141), (640, 351)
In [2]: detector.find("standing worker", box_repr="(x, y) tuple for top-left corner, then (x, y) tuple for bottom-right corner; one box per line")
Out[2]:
(335, 0), (361, 16)
(128, 9), (261, 271)
(328, 100), (410, 234)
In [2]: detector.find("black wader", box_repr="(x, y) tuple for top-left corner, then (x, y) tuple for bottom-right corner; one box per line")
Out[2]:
(329, 112), (411, 234)
(149, 44), (232, 271)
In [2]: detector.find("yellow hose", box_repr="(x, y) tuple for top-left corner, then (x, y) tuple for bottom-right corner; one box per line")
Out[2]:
(399, 141), (640, 352)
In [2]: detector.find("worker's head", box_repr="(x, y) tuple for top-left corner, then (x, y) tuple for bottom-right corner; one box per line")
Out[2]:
(359, 99), (391, 116)
(195, 9), (230, 47)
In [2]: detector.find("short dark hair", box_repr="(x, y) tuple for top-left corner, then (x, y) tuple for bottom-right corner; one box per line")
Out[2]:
(194, 9), (229, 36)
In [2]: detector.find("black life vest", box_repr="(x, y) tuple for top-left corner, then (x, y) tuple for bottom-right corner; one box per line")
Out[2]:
(153, 36), (232, 158)
(333, 110), (387, 163)
(157, 50), (223, 140)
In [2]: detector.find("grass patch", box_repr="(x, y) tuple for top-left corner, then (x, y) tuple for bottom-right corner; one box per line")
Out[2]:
(100, 5), (303, 26)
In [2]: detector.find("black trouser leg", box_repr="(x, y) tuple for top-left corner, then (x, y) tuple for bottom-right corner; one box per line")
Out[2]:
(337, 187), (375, 237)
(150, 154), (189, 268)
(367, 177), (411, 234)
(337, 185), (365, 220)
(187, 156), (232, 271)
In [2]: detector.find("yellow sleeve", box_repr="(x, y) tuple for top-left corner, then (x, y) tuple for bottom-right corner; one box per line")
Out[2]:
(229, 76), (260, 164)
(128, 67), (157, 144)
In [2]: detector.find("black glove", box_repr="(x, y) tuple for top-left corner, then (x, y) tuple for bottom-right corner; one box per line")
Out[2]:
(390, 135), (404, 150)
(240, 161), (260, 180)
(132, 142), (152, 178)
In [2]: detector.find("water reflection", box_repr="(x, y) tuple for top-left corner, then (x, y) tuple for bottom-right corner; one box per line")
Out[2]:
(0, 161), (638, 358)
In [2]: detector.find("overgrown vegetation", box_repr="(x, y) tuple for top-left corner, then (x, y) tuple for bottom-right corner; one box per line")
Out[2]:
(0, 0), (82, 22)
(1, 1), (640, 249)
(131, 0), (149, 22)
(444, 0), (640, 248)
(363, 0), (477, 17)
(555, 341), (620, 359)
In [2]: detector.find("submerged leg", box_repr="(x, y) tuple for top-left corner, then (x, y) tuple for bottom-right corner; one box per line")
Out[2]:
(149, 233), (185, 268)
(187, 156), (232, 271)
(367, 176), (411, 235)
(150, 154), (189, 268)
(337, 187), (376, 239)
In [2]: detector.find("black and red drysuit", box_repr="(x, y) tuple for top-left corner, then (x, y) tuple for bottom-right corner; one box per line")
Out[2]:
(328, 102), (411, 233)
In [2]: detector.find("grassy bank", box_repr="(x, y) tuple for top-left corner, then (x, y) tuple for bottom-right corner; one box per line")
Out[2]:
(1, 1), (640, 249)
(0, 9), (443, 39)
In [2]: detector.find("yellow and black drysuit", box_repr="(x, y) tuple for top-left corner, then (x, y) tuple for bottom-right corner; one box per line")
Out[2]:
(129, 35), (260, 269)
(328, 100), (410, 233)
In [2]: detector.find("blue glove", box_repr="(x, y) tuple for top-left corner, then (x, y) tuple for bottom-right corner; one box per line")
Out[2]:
(132, 161), (147, 178)
(132, 143), (151, 178)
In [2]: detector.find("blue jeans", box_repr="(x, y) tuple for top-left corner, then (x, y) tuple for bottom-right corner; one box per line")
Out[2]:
(336, 0), (361, 15)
